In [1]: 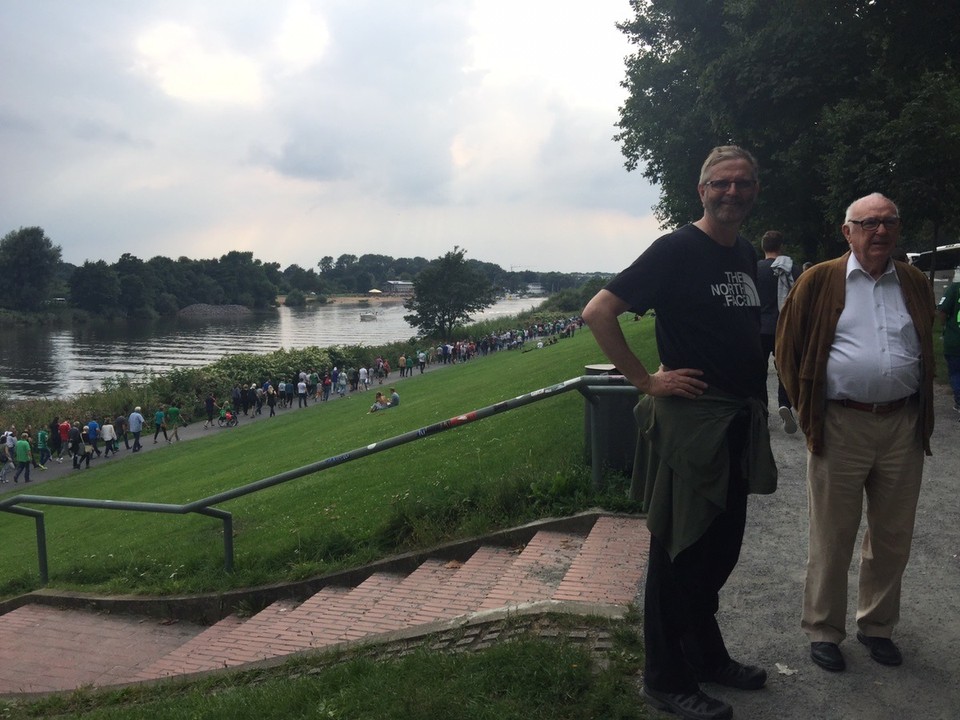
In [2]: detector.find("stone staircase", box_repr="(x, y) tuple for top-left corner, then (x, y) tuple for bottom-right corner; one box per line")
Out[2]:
(0, 514), (650, 694)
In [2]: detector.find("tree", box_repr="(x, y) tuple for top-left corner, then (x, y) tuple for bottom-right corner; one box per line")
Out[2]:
(0, 227), (62, 311)
(614, 0), (960, 261)
(68, 260), (120, 313)
(403, 248), (498, 338)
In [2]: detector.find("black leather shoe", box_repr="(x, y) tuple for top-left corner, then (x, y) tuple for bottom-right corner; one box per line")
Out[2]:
(643, 686), (733, 720)
(810, 642), (845, 672)
(700, 659), (767, 690)
(857, 632), (902, 666)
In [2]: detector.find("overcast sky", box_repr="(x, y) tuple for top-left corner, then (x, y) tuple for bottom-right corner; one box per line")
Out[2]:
(0, 1), (665, 275)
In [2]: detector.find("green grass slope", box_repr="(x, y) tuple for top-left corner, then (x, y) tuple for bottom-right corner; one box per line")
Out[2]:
(0, 318), (657, 598)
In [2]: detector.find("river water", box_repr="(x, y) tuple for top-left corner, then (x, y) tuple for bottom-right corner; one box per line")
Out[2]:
(1, 297), (540, 400)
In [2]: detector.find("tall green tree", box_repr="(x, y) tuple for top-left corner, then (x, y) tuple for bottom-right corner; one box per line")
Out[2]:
(615, 0), (960, 261)
(0, 227), (62, 311)
(68, 260), (121, 313)
(403, 248), (498, 338)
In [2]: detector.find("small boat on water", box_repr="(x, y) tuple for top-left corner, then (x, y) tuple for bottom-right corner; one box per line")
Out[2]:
(359, 311), (378, 321)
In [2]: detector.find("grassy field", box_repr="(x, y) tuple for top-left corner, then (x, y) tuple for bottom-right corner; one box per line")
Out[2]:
(0, 317), (658, 599)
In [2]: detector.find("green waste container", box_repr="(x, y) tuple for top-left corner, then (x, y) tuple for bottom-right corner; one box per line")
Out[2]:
(583, 364), (639, 480)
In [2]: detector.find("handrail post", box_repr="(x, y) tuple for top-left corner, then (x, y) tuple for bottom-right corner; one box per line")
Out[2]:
(222, 514), (234, 573)
(35, 514), (48, 585)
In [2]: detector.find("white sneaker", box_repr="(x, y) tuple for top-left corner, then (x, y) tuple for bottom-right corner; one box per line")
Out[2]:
(779, 406), (798, 434)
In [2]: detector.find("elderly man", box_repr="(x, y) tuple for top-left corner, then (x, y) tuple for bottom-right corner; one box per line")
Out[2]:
(583, 146), (777, 720)
(776, 193), (935, 672)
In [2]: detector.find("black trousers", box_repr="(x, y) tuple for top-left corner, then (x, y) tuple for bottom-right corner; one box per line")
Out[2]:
(760, 333), (790, 409)
(643, 414), (749, 694)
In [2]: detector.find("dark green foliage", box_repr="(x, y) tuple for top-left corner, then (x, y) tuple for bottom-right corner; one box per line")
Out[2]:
(0, 226), (62, 311)
(616, 0), (960, 262)
(403, 248), (498, 338)
(283, 288), (306, 307)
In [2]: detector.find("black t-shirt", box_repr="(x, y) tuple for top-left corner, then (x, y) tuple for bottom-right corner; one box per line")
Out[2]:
(605, 224), (765, 399)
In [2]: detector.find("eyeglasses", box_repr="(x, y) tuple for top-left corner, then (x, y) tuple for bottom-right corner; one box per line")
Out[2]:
(848, 217), (900, 231)
(703, 179), (756, 192)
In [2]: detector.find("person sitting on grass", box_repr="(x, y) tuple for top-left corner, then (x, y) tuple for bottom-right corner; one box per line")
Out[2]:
(388, 388), (400, 407)
(368, 392), (389, 414)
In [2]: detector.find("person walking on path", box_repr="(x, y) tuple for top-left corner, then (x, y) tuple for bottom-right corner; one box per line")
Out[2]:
(756, 229), (801, 433)
(203, 393), (219, 429)
(100, 419), (116, 457)
(937, 268), (960, 417)
(86, 418), (102, 458)
(583, 145), (776, 720)
(166, 404), (184, 442)
(153, 406), (169, 444)
(76, 425), (93, 469)
(114, 413), (129, 451)
(13, 433), (33, 483)
(128, 407), (145, 452)
(776, 192), (935, 673)
(58, 418), (71, 461)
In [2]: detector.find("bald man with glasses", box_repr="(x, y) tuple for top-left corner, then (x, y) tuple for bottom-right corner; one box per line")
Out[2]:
(776, 192), (935, 673)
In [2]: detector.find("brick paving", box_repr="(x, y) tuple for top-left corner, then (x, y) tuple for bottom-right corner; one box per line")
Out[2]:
(0, 514), (651, 696)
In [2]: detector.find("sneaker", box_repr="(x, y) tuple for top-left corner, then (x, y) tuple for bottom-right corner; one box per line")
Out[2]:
(38, 465), (47, 470)
(643, 686), (733, 720)
(700, 659), (767, 690)
(56, 458), (63, 464)
(778, 406), (798, 434)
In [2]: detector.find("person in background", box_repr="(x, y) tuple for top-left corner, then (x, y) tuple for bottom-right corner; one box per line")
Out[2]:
(48, 417), (63, 464)
(777, 192), (935, 672)
(937, 267), (960, 417)
(128, 407), (145, 452)
(756, 229), (801, 433)
(36, 425), (51, 468)
(153, 406), (169, 444)
(368, 392), (388, 413)
(114, 412), (129, 450)
(166, 403), (184, 442)
(100, 418), (116, 457)
(13, 432), (33, 483)
(59, 418), (72, 459)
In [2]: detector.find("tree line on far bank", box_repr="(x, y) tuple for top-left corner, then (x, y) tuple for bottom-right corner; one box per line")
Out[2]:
(0, 226), (601, 319)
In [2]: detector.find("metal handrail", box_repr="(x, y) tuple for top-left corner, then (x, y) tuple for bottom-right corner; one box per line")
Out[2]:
(0, 374), (637, 583)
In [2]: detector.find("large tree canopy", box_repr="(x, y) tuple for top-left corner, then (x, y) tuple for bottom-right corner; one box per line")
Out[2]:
(616, 0), (960, 261)
(0, 227), (62, 311)
(403, 248), (498, 339)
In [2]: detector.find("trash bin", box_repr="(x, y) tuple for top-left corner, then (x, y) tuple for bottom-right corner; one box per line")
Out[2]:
(583, 364), (639, 484)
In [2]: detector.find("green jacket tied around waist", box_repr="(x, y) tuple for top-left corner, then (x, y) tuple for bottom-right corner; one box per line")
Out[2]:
(632, 389), (778, 560)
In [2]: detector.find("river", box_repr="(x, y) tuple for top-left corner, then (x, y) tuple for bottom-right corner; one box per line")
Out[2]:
(0, 297), (541, 400)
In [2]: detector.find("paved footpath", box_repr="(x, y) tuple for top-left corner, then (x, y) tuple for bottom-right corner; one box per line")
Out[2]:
(667, 367), (960, 720)
(0, 359), (451, 492)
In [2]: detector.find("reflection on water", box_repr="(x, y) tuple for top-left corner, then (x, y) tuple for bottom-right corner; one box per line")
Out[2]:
(0, 298), (538, 400)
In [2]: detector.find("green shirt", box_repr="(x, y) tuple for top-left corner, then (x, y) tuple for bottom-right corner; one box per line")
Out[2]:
(938, 282), (960, 356)
(166, 406), (181, 425)
(14, 439), (31, 463)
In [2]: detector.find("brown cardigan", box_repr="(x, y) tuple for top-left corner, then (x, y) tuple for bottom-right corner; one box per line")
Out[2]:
(775, 253), (935, 455)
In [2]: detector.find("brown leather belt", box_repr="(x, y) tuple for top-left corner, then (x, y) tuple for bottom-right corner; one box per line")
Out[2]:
(831, 395), (914, 415)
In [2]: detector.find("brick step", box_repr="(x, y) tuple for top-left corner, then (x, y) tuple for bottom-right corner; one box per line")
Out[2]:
(141, 519), (649, 678)
(553, 515), (649, 605)
(478, 530), (587, 611)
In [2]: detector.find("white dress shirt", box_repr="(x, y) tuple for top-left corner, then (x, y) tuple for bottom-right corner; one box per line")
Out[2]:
(825, 254), (921, 402)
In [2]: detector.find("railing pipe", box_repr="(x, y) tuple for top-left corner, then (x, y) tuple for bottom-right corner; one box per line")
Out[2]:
(0, 374), (637, 583)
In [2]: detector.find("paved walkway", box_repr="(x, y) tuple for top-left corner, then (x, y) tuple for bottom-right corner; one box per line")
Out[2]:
(0, 358), (453, 493)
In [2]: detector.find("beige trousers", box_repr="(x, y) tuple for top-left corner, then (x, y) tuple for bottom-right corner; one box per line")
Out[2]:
(801, 398), (924, 644)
